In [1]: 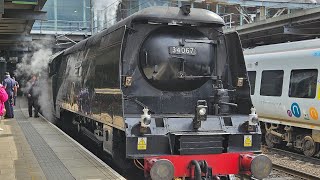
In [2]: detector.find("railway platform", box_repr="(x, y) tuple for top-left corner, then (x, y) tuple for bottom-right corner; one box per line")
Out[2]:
(0, 98), (125, 180)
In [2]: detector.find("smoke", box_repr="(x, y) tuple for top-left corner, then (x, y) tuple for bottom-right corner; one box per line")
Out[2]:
(15, 41), (54, 121)
(92, 0), (121, 30)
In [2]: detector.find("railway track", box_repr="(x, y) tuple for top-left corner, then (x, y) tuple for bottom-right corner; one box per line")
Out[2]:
(272, 164), (319, 180)
(262, 145), (320, 180)
(262, 145), (320, 165)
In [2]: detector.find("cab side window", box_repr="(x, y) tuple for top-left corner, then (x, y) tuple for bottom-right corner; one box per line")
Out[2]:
(247, 71), (256, 95)
(260, 70), (284, 96)
(289, 69), (318, 99)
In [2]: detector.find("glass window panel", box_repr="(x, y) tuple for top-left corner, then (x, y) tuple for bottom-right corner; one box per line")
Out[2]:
(248, 71), (256, 95)
(260, 70), (284, 96)
(289, 69), (318, 98)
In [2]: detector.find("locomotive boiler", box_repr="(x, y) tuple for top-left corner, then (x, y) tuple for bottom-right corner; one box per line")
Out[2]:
(48, 6), (272, 180)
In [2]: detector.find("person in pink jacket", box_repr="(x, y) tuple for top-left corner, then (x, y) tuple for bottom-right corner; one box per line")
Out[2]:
(0, 83), (8, 131)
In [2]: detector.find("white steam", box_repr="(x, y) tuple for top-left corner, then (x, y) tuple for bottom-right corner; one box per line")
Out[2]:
(15, 41), (54, 121)
(92, 0), (121, 30)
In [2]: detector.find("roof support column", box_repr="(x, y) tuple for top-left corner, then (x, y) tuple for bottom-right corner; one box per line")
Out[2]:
(83, 0), (86, 28)
(216, 4), (219, 14)
(54, 0), (57, 32)
(259, 6), (266, 20)
(0, 0), (3, 18)
(240, 6), (243, 26)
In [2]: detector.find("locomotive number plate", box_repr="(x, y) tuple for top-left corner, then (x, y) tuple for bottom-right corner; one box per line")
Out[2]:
(169, 46), (197, 55)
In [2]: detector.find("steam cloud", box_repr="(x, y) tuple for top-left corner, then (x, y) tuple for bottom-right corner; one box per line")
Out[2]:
(92, 0), (121, 30)
(15, 41), (54, 121)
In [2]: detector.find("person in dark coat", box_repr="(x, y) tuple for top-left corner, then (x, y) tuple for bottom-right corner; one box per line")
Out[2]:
(2, 72), (14, 118)
(27, 75), (40, 118)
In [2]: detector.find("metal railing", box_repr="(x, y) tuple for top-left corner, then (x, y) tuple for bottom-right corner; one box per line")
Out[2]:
(33, 20), (91, 34)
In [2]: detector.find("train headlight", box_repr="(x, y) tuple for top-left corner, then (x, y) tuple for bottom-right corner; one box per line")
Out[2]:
(193, 100), (208, 130)
(198, 108), (207, 116)
(150, 159), (174, 180)
(141, 108), (151, 127)
(249, 107), (259, 126)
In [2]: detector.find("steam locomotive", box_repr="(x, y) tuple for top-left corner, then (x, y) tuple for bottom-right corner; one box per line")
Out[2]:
(48, 6), (272, 180)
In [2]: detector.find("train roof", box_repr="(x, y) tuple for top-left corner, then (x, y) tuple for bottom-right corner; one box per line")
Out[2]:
(244, 38), (320, 56)
(125, 6), (225, 25)
(63, 6), (225, 56)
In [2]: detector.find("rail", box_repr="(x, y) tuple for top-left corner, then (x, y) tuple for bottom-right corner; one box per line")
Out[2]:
(272, 164), (320, 180)
(262, 145), (320, 165)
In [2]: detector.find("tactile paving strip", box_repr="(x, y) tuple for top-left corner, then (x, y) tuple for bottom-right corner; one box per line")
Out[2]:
(14, 110), (75, 180)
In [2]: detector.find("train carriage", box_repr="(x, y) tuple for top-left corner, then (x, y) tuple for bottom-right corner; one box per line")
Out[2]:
(48, 6), (271, 180)
(245, 38), (320, 157)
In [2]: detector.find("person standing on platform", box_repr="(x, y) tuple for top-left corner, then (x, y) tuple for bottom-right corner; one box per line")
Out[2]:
(0, 83), (8, 131)
(27, 75), (40, 118)
(2, 72), (14, 118)
(12, 77), (19, 106)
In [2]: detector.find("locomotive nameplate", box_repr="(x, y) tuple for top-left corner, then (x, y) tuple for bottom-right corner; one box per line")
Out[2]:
(169, 46), (197, 55)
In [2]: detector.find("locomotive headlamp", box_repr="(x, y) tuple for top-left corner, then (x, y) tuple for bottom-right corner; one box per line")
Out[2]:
(198, 108), (207, 116)
(248, 107), (258, 126)
(196, 101), (208, 121)
(141, 108), (151, 127)
(193, 100), (208, 130)
(239, 107), (259, 132)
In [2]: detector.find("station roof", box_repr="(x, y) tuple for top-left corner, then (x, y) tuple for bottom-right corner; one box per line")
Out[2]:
(0, 0), (46, 51)
(224, 6), (320, 48)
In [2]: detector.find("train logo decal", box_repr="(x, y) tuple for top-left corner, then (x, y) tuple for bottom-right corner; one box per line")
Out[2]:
(304, 113), (310, 120)
(313, 51), (320, 57)
(291, 103), (301, 118)
(309, 107), (318, 120)
(287, 110), (292, 117)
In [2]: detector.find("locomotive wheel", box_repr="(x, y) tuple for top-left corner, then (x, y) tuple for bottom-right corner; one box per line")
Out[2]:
(265, 132), (275, 148)
(302, 136), (319, 157)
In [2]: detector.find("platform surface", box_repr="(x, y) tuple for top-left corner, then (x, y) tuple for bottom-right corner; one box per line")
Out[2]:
(0, 98), (125, 180)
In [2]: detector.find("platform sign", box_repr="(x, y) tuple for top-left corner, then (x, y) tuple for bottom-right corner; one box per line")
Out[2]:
(12, 0), (38, 5)
(137, 137), (147, 150)
(244, 135), (252, 147)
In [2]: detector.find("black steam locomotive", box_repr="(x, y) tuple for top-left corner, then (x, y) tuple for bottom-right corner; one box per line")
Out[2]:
(48, 6), (272, 180)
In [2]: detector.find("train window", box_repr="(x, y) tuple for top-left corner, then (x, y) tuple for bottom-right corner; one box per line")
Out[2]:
(247, 71), (256, 95)
(289, 69), (318, 99)
(260, 70), (284, 96)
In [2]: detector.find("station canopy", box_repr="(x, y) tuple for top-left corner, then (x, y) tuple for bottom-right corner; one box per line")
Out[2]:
(0, 0), (46, 52)
(223, 1), (320, 48)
